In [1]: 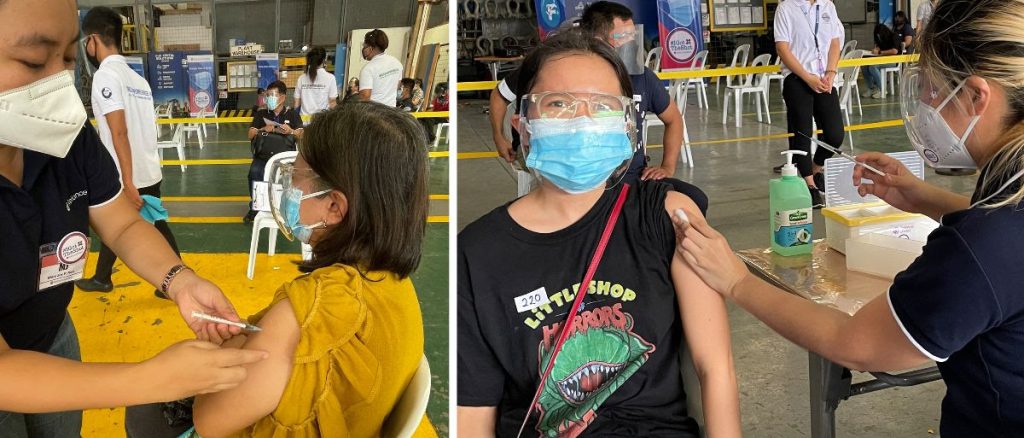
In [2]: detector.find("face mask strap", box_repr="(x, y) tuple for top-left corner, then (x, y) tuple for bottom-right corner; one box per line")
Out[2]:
(937, 78), (968, 111)
(972, 167), (1024, 208)
(299, 188), (331, 201)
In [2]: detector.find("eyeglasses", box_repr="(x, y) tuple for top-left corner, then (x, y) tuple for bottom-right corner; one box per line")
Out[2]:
(610, 30), (637, 43)
(522, 92), (632, 119)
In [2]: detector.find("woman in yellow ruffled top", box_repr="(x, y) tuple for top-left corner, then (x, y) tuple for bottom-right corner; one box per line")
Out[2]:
(125, 101), (429, 438)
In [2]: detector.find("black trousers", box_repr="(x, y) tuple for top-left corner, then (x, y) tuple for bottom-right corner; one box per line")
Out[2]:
(92, 181), (181, 282)
(782, 74), (845, 178)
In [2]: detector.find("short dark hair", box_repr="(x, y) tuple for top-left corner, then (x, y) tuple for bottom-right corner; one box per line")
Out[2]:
(82, 6), (123, 50)
(400, 78), (415, 90)
(364, 29), (389, 51)
(515, 28), (634, 99)
(299, 102), (428, 278)
(579, 1), (634, 37)
(266, 80), (287, 96)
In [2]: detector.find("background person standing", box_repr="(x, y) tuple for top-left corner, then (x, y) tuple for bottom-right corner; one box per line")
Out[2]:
(774, 0), (845, 208)
(76, 6), (181, 296)
(359, 29), (404, 106)
(294, 47), (338, 117)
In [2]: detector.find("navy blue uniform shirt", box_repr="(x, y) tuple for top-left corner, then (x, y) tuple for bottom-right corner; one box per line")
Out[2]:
(0, 126), (121, 352)
(889, 177), (1024, 436)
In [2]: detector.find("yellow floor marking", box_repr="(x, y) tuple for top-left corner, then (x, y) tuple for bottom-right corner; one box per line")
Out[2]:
(74, 253), (437, 438)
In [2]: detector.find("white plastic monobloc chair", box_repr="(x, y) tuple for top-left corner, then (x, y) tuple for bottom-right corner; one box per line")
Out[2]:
(381, 356), (432, 438)
(156, 124), (186, 171)
(645, 47), (663, 72)
(718, 44), (751, 98)
(723, 53), (773, 127)
(432, 122), (449, 149)
(200, 100), (220, 133)
(247, 151), (313, 279)
(838, 50), (867, 148)
(677, 50), (710, 111)
(841, 40), (858, 58)
(766, 55), (786, 103)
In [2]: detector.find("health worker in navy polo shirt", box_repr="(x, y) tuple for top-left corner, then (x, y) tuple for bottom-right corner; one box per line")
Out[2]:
(676, 1), (1024, 436)
(0, 0), (265, 434)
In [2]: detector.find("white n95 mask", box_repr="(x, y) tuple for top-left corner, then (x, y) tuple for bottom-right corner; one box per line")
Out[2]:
(0, 70), (87, 158)
(901, 68), (980, 169)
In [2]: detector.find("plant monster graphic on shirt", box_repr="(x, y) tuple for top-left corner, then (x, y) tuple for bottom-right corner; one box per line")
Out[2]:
(534, 303), (654, 437)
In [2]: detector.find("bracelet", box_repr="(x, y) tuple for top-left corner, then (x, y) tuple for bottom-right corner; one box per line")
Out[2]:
(825, 70), (838, 75)
(161, 264), (192, 296)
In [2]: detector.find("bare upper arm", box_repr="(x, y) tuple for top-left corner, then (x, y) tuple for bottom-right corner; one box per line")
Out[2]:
(89, 194), (143, 244)
(457, 406), (498, 438)
(359, 89), (372, 100)
(664, 192), (734, 375)
(193, 299), (300, 438)
(658, 99), (682, 124)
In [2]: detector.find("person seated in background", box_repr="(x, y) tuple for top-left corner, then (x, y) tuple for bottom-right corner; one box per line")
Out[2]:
(126, 102), (429, 438)
(432, 82), (449, 111)
(397, 78), (417, 112)
(344, 77), (361, 102)
(412, 78), (425, 109)
(893, 10), (916, 52)
(862, 24), (901, 99)
(243, 80), (303, 224)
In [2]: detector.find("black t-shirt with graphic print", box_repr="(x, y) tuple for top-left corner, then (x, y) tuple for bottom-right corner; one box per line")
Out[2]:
(458, 181), (700, 437)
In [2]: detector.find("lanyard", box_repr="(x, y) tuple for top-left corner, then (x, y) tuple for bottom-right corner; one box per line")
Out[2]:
(804, 4), (824, 75)
(515, 183), (632, 438)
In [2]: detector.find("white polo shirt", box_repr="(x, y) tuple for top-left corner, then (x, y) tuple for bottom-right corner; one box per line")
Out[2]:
(91, 55), (162, 188)
(916, 1), (934, 30)
(294, 68), (339, 117)
(359, 53), (403, 106)
(775, 0), (844, 77)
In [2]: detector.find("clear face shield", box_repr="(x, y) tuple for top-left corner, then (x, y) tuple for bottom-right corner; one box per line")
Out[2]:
(517, 91), (639, 193)
(900, 66), (981, 169)
(268, 162), (331, 243)
(610, 28), (644, 75)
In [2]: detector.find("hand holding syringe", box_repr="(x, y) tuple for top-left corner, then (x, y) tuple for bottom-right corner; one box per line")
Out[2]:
(191, 311), (262, 333)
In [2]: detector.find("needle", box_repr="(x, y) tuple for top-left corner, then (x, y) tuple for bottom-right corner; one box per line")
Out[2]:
(798, 132), (887, 177)
(191, 311), (262, 332)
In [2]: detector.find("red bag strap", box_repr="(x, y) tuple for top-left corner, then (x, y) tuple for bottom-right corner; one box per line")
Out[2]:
(516, 183), (631, 438)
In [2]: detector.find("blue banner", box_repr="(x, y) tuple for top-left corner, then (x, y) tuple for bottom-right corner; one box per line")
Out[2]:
(148, 51), (188, 117)
(124, 56), (145, 78)
(657, 0), (704, 69)
(534, 0), (658, 44)
(186, 54), (216, 116)
(879, 0), (895, 26)
(256, 53), (280, 91)
(335, 43), (348, 95)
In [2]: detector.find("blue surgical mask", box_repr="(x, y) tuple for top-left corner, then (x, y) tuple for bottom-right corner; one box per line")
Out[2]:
(525, 116), (634, 194)
(266, 95), (279, 109)
(277, 187), (330, 243)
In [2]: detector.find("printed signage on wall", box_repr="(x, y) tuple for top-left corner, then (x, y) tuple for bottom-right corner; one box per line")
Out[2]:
(709, 0), (767, 32)
(148, 51), (188, 118)
(186, 54), (216, 116)
(256, 53), (280, 91)
(124, 56), (145, 78)
(534, 0), (660, 43)
(657, 0), (704, 69)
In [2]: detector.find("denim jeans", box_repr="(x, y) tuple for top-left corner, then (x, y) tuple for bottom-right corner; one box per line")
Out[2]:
(0, 314), (83, 438)
(862, 63), (896, 91)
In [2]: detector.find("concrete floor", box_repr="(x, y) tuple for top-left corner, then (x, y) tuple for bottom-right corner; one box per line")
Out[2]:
(456, 84), (977, 436)
(76, 119), (449, 437)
